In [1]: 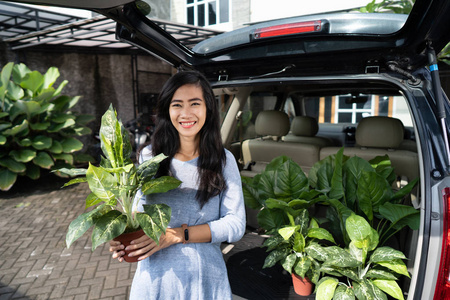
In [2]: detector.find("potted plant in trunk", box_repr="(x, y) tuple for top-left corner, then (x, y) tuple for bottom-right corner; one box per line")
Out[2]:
(262, 208), (335, 296)
(312, 213), (410, 300)
(58, 104), (181, 262)
(242, 156), (329, 295)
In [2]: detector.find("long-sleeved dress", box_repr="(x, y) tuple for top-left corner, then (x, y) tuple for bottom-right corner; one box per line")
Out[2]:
(130, 146), (246, 300)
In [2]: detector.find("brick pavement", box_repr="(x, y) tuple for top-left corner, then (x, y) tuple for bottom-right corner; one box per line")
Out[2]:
(0, 181), (136, 300)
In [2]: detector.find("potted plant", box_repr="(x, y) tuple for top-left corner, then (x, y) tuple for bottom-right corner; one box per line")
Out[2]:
(242, 156), (329, 295)
(262, 208), (335, 296)
(58, 104), (181, 262)
(312, 213), (410, 300)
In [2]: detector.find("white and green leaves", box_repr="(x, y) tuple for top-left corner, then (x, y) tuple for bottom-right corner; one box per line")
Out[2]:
(315, 214), (408, 300)
(62, 104), (181, 251)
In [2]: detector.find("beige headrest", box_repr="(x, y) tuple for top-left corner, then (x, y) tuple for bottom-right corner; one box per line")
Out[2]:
(255, 110), (290, 137)
(356, 116), (404, 148)
(291, 116), (319, 137)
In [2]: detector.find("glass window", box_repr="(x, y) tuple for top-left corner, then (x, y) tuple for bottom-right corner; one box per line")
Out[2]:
(197, 4), (205, 26)
(209, 2), (217, 25)
(186, 0), (230, 27)
(187, 6), (194, 25)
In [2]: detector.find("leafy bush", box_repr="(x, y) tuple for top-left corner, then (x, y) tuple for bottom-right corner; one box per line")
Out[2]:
(0, 62), (94, 191)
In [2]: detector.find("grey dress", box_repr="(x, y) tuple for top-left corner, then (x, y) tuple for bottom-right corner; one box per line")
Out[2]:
(130, 146), (246, 300)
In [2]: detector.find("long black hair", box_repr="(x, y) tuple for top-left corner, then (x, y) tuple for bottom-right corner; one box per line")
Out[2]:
(151, 70), (226, 207)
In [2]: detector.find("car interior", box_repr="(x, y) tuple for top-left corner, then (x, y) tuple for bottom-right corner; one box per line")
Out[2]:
(217, 81), (421, 289)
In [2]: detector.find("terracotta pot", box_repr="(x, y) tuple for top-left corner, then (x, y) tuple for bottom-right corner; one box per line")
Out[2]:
(291, 274), (314, 296)
(113, 228), (145, 263)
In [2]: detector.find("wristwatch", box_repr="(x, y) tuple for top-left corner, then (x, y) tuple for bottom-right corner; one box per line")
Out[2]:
(182, 224), (189, 244)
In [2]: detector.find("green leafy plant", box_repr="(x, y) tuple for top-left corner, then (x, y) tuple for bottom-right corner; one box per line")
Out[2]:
(0, 62), (94, 191)
(242, 155), (323, 231)
(262, 208), (335, 284)
(59, 104), (181, 250)
(310, 148), (419, 247)
(242, 156), (330, 285)
(314, 213), (409, 300)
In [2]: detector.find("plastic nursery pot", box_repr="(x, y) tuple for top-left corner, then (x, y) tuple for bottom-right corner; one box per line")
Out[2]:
(291, 273), (314, 296)
(113, 228), (145, 263)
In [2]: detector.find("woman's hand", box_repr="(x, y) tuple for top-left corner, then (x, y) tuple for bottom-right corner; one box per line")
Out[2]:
(109, 240), (126, 263)
(126, 228), (184, 261)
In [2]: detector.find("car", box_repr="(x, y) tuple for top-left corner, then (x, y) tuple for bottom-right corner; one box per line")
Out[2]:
(4, 0), (450, 299)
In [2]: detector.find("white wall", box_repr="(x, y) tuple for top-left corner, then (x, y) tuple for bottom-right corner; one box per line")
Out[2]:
(249, 0), (374, 23)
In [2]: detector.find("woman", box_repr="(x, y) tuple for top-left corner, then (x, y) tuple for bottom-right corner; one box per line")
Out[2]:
(109, 71), (246, 299)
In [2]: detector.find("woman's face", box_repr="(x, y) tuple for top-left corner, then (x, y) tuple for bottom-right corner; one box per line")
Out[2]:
(169, 83), (207, 141)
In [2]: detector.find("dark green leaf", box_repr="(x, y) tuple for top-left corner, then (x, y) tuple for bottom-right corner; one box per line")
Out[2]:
(257, 208), (286, 231)
(379, 202), (420, 231)
(31, 135), (52, 150)
(0, 167), (17, 191)
(32, 151), (54, 169)
(9, 149), (36, 163)
(61, 137), (83, 153)
(242, 176), (262, 209)
(329, 147), (344, 199)
(357, 171), (392, 220)
(0, 157), (26, 173)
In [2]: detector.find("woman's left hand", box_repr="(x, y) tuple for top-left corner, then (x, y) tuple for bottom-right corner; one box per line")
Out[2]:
(127, 228), (182, 260)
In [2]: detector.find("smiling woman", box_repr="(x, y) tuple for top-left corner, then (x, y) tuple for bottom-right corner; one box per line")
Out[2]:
(109, 71), (246, 300)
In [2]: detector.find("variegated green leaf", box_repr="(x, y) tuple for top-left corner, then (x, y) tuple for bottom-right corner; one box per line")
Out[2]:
(316, 277), (339, 300)
(369, 247), (407, 263)
(281, 253), (297, 274)
(376, 259), (410, 278)
(66, 204), (109, 248)
(371, 280), (404, 300)
(333, 285), (355, 300)
(141, 176), (181, 195)
(86, 163), (117, 201)
(91, 210), (127, 250)
(293, 256), (311, 278)
(346, 213), (371, 242)
(307, 227), (336, 244)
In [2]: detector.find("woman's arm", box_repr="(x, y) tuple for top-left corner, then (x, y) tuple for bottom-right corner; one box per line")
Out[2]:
(109, 224), (212, 261)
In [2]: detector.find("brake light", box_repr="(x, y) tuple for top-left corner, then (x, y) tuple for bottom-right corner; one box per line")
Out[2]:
(434, 187), (450, 299)
(253, 20), (322, 39)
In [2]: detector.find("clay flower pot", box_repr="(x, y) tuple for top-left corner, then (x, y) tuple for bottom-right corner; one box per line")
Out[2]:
(113, 228), (145, 263)
(291, 273), (314, 296)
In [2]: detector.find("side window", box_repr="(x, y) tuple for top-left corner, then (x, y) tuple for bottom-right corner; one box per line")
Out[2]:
(233, 92), (278, 141)
(186, 0), (230, 27)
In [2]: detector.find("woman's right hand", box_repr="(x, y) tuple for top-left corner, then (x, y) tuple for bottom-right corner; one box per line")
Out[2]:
(109, 240), (125, 263)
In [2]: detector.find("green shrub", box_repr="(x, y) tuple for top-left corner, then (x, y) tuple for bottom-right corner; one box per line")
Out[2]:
(0, 62), (94, 191)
